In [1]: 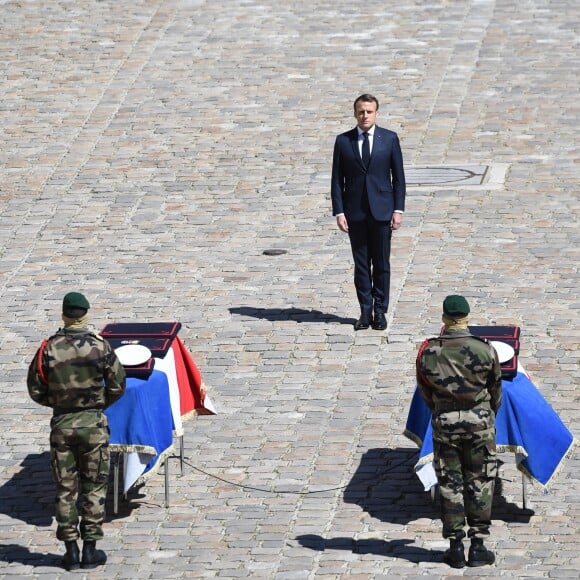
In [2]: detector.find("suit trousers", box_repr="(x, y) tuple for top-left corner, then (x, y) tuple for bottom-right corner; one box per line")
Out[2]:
(347, 215), (392, 316)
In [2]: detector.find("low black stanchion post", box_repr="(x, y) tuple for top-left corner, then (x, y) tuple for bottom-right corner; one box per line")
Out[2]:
(113, 452), (120, 515)
(180, 435), (184, 476)
(165, 456), (170, 508)
(430, 485), (439, 506)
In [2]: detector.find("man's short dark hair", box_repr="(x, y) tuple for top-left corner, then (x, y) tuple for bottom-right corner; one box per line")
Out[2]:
(63, 307), (88, 319)
(354, 94), (379, 111)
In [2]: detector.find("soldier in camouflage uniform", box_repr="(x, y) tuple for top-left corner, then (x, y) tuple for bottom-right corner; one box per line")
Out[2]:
(27, 292), (126, 571)
(416, 295), (502, 568)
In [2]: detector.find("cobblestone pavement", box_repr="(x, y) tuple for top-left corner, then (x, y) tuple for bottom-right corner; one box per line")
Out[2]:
(0, 0), (578, 578)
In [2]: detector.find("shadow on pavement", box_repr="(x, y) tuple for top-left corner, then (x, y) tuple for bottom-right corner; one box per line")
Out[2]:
(492, 469), (535, 522)
(229, 306), (355, 325)
(299, 448), (535, 563)
(296, 535), (438, 563)
(343, 448), (534, 524)
(0, 453), (60, 567)
(0, 452), (141, 567)
(298, 449), (440, 564)
(0, 452), (141, 528)
(104, 483), (148, 522)
(0, 452), (54, 527)
(343, 447), (436, 523)
(0, 543), (62, 568)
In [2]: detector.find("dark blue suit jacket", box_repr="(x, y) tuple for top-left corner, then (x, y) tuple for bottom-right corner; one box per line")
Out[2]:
(331, 125), (406, 222)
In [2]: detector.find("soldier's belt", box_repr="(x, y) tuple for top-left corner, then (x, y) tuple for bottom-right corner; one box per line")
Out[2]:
(52, 407), (104, 416)
(434, 402), (491, 414)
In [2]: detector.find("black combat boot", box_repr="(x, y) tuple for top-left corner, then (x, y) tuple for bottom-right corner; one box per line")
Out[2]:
(468, 537), (495, 567)
(63, 540), (80, 571)
(443, 538), (466, 568)
(81, 540), (107, 569)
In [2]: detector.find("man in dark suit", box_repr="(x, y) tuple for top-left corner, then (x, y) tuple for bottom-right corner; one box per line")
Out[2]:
(331, 93), (406, 330)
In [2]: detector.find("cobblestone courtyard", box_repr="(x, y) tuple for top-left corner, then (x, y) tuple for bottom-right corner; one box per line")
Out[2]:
(0, 0), (578, 577)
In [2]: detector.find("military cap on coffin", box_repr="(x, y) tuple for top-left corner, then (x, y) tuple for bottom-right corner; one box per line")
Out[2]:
(443, 294), (470, 317)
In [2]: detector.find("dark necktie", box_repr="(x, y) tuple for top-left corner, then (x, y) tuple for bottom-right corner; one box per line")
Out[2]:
(362, 132), (370, 168)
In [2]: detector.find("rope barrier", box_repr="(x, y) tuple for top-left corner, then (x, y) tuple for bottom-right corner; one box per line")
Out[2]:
(179, 454), (417, 495)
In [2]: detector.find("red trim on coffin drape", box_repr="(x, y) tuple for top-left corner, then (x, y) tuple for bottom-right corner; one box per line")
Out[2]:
(171, 337), (215, 416)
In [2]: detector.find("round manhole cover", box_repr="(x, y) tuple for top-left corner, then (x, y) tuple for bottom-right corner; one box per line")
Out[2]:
(263, 249), (287, 256)
(406, 166), (485, 186)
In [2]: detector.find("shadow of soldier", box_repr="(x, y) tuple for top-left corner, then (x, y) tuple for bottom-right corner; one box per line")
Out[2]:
(343, 447), (435, 524)
(229, 306), (355, 325)
(0, 451), (142, 566)
(296, 448), (437, 564)
(0, 452), (58, 567)
(296, 535), (437, 563)
(0, 543), (62, 568)
(0, 452), (54, 528)
(0, 451), (141, 525)
(311, 447), (535, 564)
(343, 448), (534, 524)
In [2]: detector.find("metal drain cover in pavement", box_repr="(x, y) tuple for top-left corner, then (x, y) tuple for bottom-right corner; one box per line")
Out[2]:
(263, 249), (287, 256)
(406, 165), (488, 186)
(405, 164), (509, 190)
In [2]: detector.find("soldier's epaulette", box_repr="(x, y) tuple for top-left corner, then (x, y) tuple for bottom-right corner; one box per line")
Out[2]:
(425, 334), (489, 345)
(49, 329), (104, 341)
(425, 335), (445, 344)
(81, 331), (104, 342)
(469, 334), (489, 344)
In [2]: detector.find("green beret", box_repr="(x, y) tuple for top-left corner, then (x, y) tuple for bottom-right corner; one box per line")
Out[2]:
(62, 292), (90, 311)
(443, 294), (470, 317)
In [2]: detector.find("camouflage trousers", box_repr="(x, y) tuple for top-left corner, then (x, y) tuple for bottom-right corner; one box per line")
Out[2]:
(49, 410), (110, 542)
(433, 424), (497, 541)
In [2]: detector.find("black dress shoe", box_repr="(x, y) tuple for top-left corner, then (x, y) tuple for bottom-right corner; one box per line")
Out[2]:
(372, 312), (387, 330)
(354, 315), (371, 330)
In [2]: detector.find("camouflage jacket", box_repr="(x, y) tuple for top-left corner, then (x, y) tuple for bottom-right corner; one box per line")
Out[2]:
(27, 328), (126, 415)
(416, 329), (502, 415)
